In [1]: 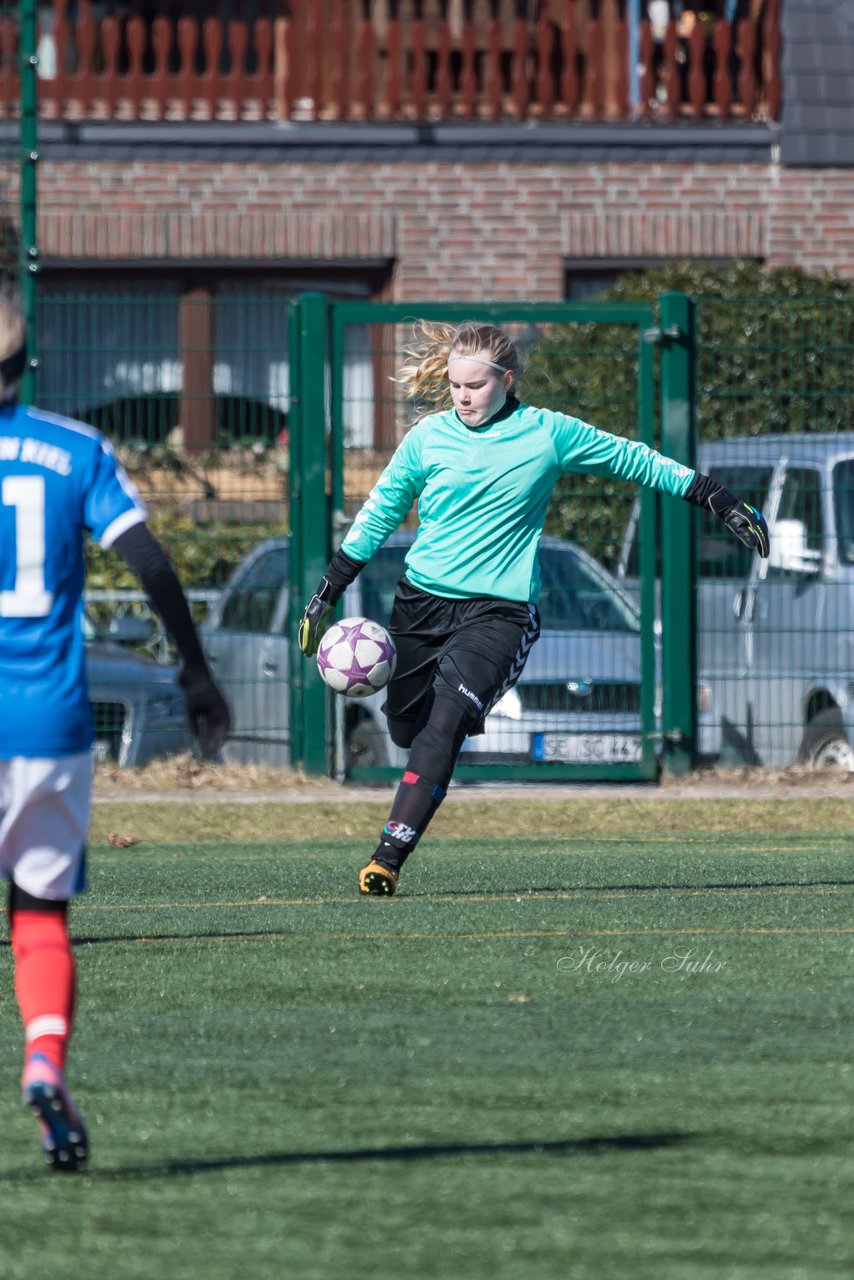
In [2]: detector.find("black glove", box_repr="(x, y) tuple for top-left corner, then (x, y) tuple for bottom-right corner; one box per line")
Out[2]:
(298, 576), (335, 657)
(684, 473), (770, 558)
(298, 549), (366, 658)
(713, 496), (770, 558)
(179, 665), (231, 758)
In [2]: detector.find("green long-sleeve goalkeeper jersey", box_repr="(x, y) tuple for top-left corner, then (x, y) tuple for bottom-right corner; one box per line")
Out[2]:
(341, 401), (695, 604)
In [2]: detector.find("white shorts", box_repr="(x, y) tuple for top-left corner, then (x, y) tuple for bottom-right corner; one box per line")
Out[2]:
(0, 753), (93, 902)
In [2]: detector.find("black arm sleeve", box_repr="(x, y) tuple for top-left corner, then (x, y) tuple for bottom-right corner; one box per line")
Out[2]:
(111, 523), (208, 672)
(321, 547), (367, 602)
(682, 471), (738, 517)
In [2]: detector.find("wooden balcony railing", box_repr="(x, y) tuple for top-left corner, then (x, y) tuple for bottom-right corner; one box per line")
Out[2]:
(0, 1), (782, 126)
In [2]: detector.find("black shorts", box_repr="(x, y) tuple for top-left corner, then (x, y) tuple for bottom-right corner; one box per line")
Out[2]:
(384, 576), (540, 745)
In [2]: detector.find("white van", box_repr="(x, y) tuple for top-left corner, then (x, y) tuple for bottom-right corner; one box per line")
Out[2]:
(617, 433), (854, 770)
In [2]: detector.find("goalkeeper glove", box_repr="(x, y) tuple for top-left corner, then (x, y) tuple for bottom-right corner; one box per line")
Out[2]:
(298, 577), (336, 657)
(684, 473), (770, 558)
(298, 549), (368, 657)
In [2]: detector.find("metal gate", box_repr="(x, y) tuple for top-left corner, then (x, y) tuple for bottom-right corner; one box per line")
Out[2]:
(288, 296), (686, 784)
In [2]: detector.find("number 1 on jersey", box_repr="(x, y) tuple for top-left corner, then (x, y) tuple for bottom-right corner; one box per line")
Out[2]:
(1, 475), (54, 617)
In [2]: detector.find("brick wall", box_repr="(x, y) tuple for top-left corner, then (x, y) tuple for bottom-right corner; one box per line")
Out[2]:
(11, 158), (854, 292)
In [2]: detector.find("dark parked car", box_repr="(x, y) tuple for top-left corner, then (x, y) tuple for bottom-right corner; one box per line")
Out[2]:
(84, 613), (192, 764)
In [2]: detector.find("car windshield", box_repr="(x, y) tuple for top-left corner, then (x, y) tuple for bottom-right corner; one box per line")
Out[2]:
(537, 545), (639, 633)
(833, 460), (854, 564)
(219, 546), (288, 633)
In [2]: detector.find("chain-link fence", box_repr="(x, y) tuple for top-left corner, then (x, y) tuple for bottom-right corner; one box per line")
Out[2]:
(0, 0), (20, 295)
(616, 294), (854, 773)
(17, 276), (854, 778)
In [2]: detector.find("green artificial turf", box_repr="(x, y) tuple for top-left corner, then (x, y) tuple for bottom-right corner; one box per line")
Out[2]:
(0, 813), (852, 1278)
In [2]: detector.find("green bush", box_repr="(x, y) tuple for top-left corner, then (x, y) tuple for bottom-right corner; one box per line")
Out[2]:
(524, 261), (854, 564)
(86, 511), (284, 594)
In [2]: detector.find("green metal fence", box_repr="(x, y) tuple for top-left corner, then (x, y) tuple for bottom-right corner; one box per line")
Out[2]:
(296, 296), (669, 784)
(25, 285), (854, 778)
(616, 293), (854, 774)
(692, 295), (854, 772)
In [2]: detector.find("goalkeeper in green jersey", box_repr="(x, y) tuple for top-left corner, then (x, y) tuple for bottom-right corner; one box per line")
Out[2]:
(299, 320), (769, 897)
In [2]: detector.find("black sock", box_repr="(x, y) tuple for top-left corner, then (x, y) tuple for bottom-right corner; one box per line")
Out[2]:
(371, 771), (447, 872)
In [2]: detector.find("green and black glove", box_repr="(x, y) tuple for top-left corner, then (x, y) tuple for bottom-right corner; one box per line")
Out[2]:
(684, 473), (770, 558)
(298, 549), (367, 658)
(298, 577), (336, 657)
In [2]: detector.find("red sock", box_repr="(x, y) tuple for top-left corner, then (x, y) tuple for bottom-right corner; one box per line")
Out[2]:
(10, 910), (76, 1070)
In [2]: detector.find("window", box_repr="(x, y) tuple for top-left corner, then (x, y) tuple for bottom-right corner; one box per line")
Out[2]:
(564, 259), (762, 302)
(768, 467), (823, 579)
(37, 267), (389, 445)
(218, 547), (287, 634)
(698, 464), (774, 580)
(834, 460), (854, 566)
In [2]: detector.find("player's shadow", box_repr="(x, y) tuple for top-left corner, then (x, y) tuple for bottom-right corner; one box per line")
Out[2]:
(410, 877), (854, 899)
(0, 931), (297, 950)
(105, 1129), (699, 1181)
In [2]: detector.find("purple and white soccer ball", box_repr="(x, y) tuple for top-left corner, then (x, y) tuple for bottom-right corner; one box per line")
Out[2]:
(316, 616), (397, 699)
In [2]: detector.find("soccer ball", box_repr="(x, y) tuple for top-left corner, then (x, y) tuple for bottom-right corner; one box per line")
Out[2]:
(316, 616), (397, 698)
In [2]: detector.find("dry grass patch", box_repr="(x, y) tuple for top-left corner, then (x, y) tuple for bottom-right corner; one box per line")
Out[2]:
(88, 794), (852, 847)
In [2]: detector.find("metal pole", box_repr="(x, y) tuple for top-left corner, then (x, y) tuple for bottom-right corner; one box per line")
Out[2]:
(628, 0), (641, 111)
(659, 291), (698, 776)
(18, 0), (39, 404)
(288, 293), (331, 776)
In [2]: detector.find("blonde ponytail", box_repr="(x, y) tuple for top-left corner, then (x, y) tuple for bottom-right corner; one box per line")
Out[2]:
(393, 319), (522, 412)
(392, 321), (459, 410)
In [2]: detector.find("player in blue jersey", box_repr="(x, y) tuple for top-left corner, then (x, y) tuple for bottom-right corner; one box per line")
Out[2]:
(299, 320), (769, 897)
(0, 299), (230, 1171)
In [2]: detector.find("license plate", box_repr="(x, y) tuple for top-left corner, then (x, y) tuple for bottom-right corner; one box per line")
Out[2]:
(531, 733), (643, 764)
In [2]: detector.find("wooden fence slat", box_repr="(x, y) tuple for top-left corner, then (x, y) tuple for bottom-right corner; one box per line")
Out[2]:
(253, 18), (273, 121)
(227, 20), (249, 119)
(584, 17), (603, 119)
(483, 13), (502, 120)
(74, 0), (96, 118)
(201, 18), (223, 121)
(638, 18), (654, 117)
(511, 14), (528, 120)
(152, 15), (172, 121)
(126, 14), (147, 122)
(662, 20), (680, 120)
(612, 13), (629, 118)
(763, 0), (782, 121)
(409, 14), (427, 120)
(358, 9), (375, 121)
(175, 17), (198, 117)
(435, 16), (452, 119)
(305, 2), (321, 118)
(713, 19), (732, 118)
(329, 0), (349, 120)
(29, 1), (785, 128)
(386, 16), (402, 121)
(0, 17), (17, 122)
(100, 15), (119, 119)
(535, 7), (555, 119)
(460, 13), (477, 119)
(686, 20), (706, 118)
(736, 16), (758, 118)
(558, 2), (579, 117)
